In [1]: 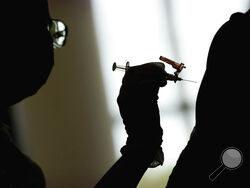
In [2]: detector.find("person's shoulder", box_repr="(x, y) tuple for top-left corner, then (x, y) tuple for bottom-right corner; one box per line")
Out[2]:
(215, 10), (250, 38)
(229, 10), (250, 25)
(230, 12), (245, 19)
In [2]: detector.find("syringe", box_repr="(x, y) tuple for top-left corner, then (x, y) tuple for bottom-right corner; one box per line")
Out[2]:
(112, 62), (197, 83)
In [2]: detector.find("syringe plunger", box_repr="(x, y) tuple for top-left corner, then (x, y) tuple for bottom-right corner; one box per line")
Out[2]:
(112, 62), (130, 71)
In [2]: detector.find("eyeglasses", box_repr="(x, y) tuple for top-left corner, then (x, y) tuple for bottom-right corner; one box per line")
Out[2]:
(48, 19), (68, 48)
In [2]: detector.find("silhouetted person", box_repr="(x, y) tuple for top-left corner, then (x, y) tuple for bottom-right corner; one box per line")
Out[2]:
(0, 0), (67, 187)
(167, 8), (250, 188)
(95, 9), (250, 188)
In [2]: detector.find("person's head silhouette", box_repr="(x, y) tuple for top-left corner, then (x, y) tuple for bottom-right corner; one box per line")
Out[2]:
(0, 0), (67, 109)
(0, 1), (68, 186)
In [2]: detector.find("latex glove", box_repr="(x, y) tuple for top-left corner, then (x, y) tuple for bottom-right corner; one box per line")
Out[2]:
(117, 62), (167, 167)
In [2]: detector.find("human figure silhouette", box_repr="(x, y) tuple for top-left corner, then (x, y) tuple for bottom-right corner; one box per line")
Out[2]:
(166, 8), (250, 188)
(0, 0), (67, 187)
(95, 9), (250, 188)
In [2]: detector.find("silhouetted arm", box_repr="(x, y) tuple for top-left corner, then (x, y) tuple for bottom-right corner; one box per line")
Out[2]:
(94, 147), (157, 187)
(95, 63), (167, 187)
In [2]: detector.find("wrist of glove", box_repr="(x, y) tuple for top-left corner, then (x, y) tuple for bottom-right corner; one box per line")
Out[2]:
(117, 63), (167, 168)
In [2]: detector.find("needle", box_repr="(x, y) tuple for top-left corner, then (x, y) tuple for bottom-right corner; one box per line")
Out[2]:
(179, 78), (198, 83)
(179, 77), (198, 83)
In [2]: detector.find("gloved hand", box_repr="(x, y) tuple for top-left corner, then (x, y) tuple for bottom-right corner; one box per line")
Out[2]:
(117, 62), (167, 167)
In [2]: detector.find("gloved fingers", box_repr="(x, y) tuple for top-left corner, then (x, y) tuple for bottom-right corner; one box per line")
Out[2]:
(117, 63), (165, 161)
(117, 82), (160, 105)
(122, 63), (167, 88)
